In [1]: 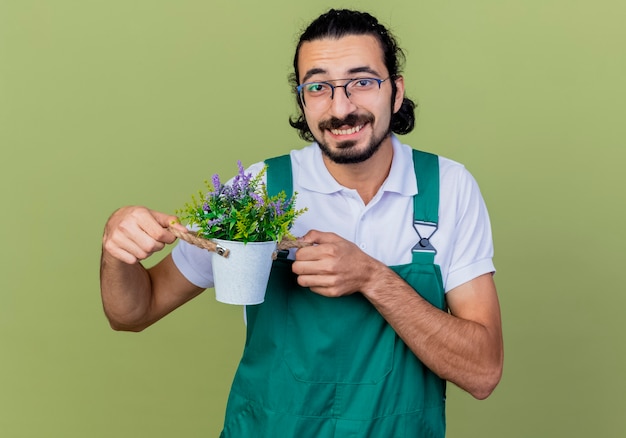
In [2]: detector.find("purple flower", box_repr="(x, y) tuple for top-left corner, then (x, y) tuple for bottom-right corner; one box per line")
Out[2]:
(221, 184), (236, 201)
(270, 199), (285, 217)
(211, 174), (222, 193)
(207, 217), (223, 227)
(230, 161), (252, 199)
(251, 192), (264, 208)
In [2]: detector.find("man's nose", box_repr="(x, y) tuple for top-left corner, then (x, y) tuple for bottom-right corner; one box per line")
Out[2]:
(328, 85), (357, 116)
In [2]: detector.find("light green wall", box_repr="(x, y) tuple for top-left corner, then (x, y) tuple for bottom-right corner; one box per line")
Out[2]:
(2, 1), (625, 436)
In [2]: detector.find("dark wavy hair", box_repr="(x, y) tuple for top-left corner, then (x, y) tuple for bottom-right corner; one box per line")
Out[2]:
(288, 9), (416, 142)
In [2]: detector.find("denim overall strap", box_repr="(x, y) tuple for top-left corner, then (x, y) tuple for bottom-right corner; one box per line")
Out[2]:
(265, 154), (292, 199)
(411, 149), (440, 265)
(266, 154), (293, 260)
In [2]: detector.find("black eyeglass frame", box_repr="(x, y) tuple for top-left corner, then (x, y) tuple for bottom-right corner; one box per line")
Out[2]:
(296, 76), (392, 107)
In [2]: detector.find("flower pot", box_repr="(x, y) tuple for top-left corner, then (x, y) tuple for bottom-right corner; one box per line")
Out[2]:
(211, 239), (278, 305)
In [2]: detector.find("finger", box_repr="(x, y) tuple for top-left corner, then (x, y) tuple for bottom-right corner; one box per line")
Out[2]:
(152, 210), (183, 229)
(108, 226), (166, 261)
(129, 210), (179, 245)
(296, 274), (344, 297)
(103, 232), (146, 264)
(132, 223), (170, 253)
(168, 219), (188, 233)
(139, 222), (177, 245)
(104, 245), (140, 265)
(294, 238), (344, 262)
(292, 256), (338, 276)
(293, 243), (331, 262)
(292, 259), (321, 275)
(295, 273), (331, 288)
(299, 229), (340, 245)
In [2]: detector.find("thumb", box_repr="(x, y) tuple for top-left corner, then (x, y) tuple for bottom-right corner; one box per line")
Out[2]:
(152, 210), (185, 231)
(299, 229), (339, 245)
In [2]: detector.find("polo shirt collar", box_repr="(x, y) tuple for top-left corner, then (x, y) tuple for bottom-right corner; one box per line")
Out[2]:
(297, 135), (418, 197)
(383, 135), (418, 197)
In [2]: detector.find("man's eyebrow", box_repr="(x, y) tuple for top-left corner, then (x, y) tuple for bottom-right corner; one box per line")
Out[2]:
(300, 66), (383, 84)
(301, 68), (327, 84)
(347, 66), (381, 77)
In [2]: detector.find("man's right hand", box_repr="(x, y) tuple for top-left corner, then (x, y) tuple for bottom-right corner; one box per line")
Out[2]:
(102, 206), (187, 264)
(100, 206), (203, 331)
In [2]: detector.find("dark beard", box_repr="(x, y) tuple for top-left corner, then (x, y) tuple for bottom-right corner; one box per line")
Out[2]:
(315, 113), (391, 164)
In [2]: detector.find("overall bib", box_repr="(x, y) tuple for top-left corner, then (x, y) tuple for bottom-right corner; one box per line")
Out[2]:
(220, 150), (446, 437)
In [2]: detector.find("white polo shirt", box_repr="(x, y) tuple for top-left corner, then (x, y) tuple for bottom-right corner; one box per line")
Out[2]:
(172, 136), (495, 293)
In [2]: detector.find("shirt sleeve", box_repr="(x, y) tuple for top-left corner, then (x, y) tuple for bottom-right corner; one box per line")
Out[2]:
(444, 166), (496, 292)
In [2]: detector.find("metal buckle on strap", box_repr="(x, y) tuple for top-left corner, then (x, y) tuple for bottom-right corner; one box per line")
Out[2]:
(412, 220), (438, 254)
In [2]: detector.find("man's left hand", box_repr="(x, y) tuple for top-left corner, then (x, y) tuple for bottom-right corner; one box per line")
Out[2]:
(291, 230), (383, 297)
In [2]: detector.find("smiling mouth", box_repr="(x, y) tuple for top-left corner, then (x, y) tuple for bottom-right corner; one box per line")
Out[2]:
(330, 124), (364, 136)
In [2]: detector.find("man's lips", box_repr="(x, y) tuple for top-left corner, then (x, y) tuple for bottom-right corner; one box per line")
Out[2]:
(329, 124), (365, 136)
(319, 113), (374, 135)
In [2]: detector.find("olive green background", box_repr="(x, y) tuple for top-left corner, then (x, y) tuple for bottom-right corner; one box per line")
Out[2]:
(1, 0), (624, 437)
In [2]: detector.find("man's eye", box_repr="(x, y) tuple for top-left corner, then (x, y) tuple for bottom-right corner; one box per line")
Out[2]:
(306, 83), (327, 93)
(353, 78), (375, 88)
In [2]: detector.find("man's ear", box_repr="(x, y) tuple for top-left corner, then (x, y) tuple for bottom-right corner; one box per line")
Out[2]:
(393, 75), (405, 114)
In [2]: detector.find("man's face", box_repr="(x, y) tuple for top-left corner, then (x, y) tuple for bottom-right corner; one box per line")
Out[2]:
(297, 34), (405, 164)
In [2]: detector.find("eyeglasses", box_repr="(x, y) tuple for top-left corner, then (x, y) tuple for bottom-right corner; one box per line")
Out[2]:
(296, 77), (391, 111)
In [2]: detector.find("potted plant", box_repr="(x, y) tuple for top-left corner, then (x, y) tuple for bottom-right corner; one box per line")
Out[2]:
(173, 161), (306, 305)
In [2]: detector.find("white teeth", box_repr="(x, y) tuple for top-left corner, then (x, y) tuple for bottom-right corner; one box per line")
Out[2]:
(330, 124), (364, 136)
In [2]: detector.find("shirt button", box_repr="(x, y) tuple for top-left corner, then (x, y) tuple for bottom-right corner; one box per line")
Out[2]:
(360, 243), (367, 250)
